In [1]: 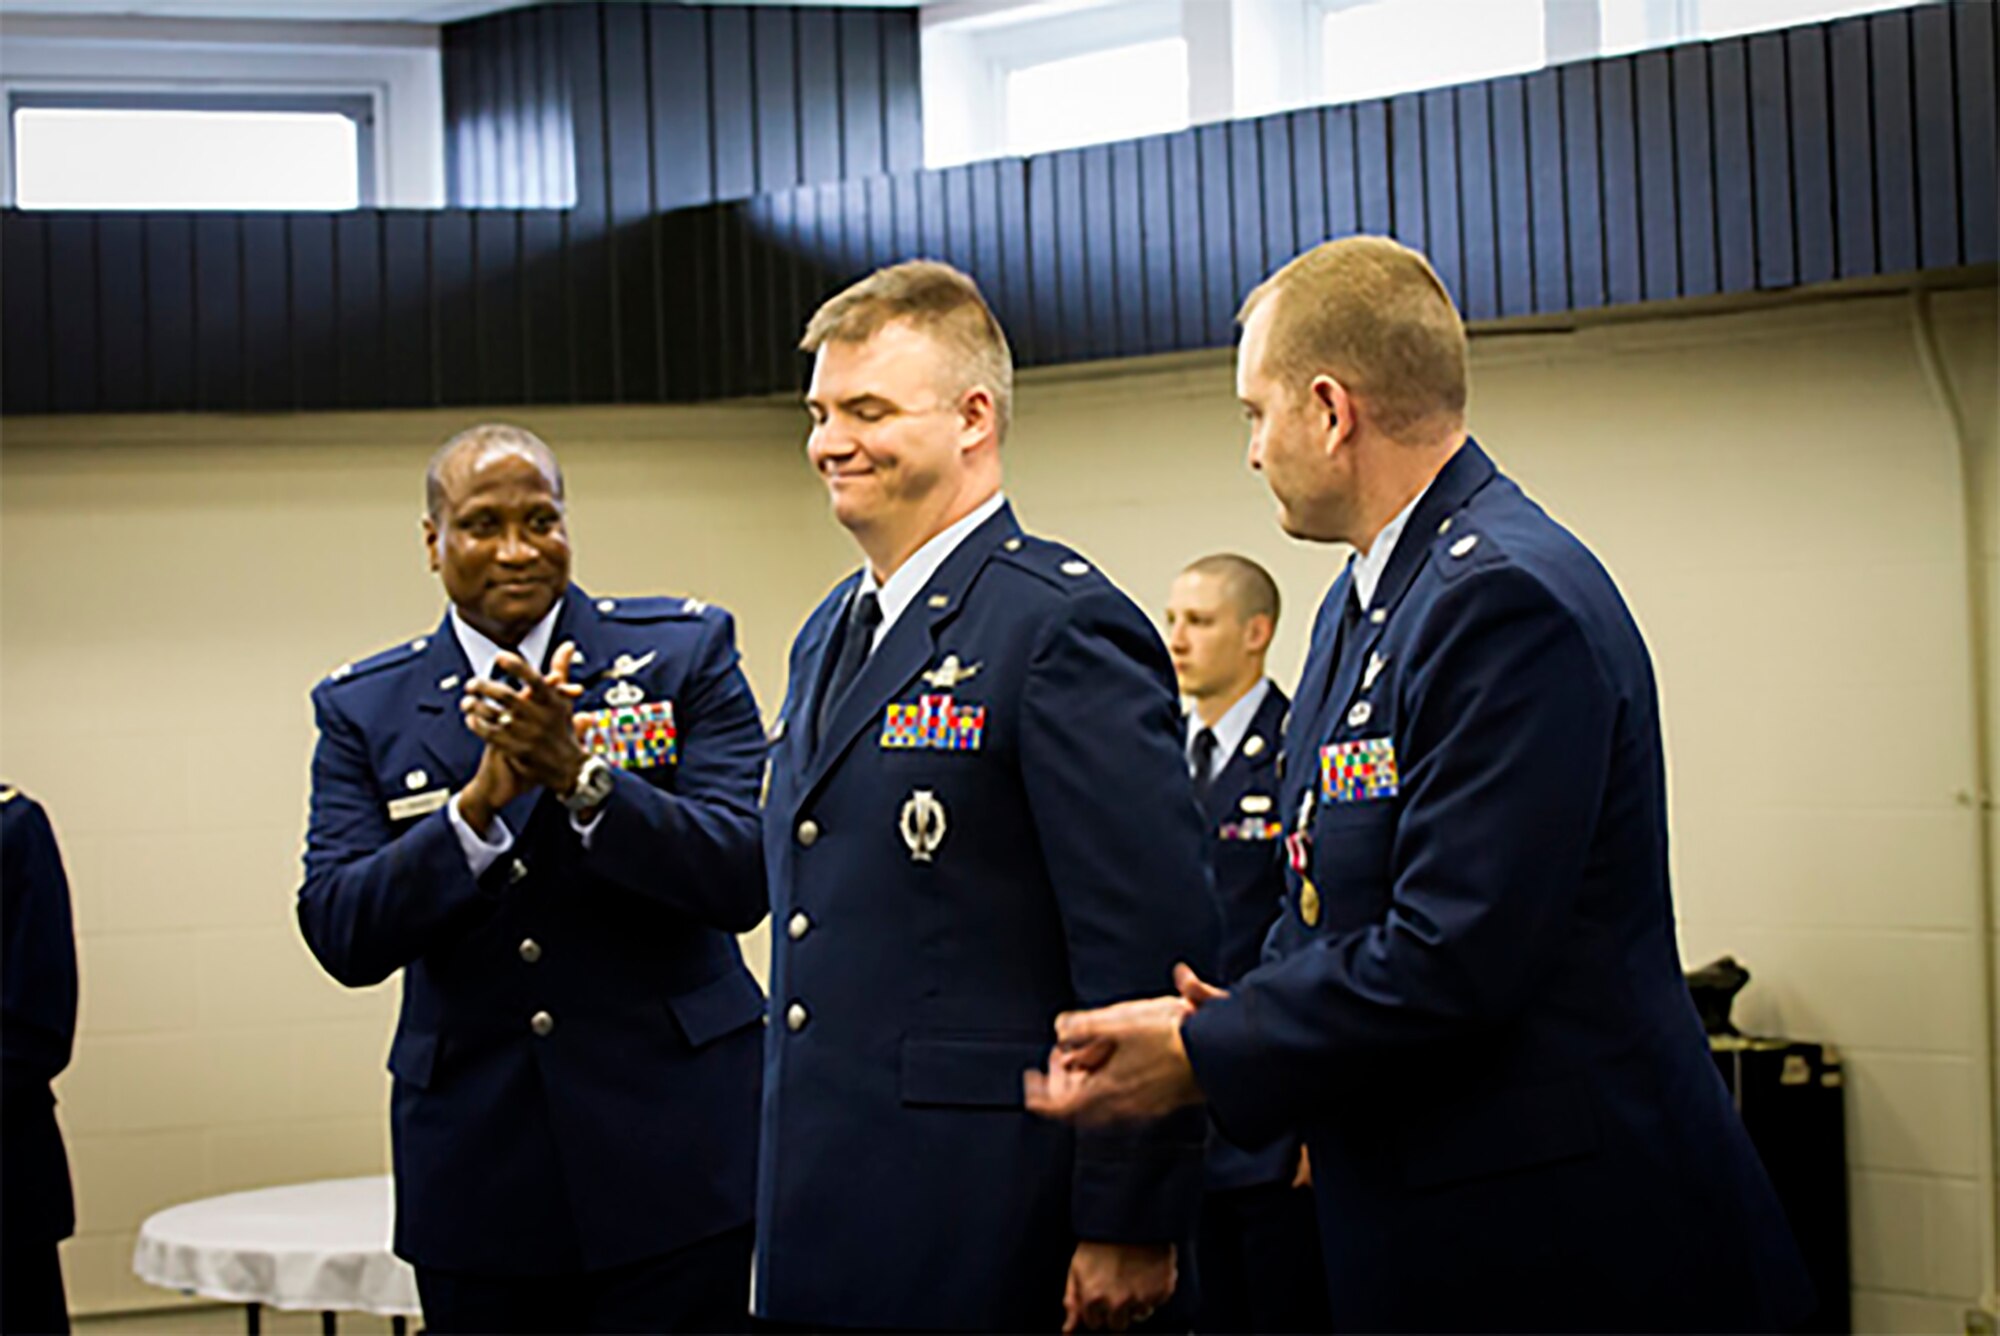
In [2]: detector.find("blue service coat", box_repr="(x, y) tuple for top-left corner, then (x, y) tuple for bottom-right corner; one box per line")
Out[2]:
(1181, 441), (1813, 1332)
(755, 503), (1220, 1331)
(1, 786), (78, 1248)
(297, 585), (769, 1276)
(1193, 686), (1299, 1193)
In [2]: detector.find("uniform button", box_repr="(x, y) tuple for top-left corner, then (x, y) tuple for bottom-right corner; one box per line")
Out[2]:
(788, 912), (811, 941)
(796, 819), (820, 848)
(518, 938), (542, 963)
(786, 1002), (809, 1032)
(509, 859), (529, 884)
(530, 1010), (555, 1036)
(597, 598), (617, 613)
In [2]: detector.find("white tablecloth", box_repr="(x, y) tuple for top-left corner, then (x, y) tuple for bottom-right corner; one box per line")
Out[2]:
(133, 1176), (421, 1317)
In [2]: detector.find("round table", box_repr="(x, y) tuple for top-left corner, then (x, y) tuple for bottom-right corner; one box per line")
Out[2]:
(133, 1176), (420, 1334)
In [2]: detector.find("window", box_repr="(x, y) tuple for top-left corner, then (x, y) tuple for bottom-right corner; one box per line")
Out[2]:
(1004, 38), (1190, 158)
(11, 94), (371, 210)
(1319, 0), (1546, 106)
(1598, 0), (1927, 56)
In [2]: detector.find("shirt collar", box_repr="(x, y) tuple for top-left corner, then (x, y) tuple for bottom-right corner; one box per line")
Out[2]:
(1186, 677), (1273, 775)
(449, 600), (562, 682)
(1350, 479), (1433, 611)
(857, 490), (1007, 647)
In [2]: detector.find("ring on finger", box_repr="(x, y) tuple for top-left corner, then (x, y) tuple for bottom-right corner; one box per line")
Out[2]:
(496, 710), (514, 729)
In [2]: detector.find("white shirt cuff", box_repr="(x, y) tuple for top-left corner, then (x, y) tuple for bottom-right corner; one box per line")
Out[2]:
(569, 806), (602, 847)
(448, 792), (514, 877)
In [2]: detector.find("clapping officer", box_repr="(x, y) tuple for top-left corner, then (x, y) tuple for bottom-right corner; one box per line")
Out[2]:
(1163, 557), (1328, 1335)
(1027, 238), (1813, 1332)
(754, 262), (1219, 1332)
(296, 424), (769, 1333)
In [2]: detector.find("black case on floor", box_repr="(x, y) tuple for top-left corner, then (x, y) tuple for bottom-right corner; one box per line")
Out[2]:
(1711, 1037), (1851, 1334)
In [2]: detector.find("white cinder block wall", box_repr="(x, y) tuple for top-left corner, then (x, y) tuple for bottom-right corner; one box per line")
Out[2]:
(5, 282), (1994, 1328)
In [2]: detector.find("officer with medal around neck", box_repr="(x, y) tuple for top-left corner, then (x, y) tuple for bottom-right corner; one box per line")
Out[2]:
(756, 261), (1219, 1334)
(1026, 237), (1814, 1332)
(296, 424), (769, 1334)
(1162, 555), (1329, 1336)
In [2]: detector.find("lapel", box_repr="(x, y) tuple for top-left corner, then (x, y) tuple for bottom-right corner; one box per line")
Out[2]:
(1202, 684), (1287, 824)
(1316, 438), (1500, 741)
(788, 503), (1022, 815)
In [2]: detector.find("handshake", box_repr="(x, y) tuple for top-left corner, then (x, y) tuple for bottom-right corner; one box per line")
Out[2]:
(1024, 963), (1229, 1129)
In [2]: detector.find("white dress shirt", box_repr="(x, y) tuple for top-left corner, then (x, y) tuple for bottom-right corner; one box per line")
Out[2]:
(856, 491), (1008, 650)
(1186, 677), (1274, 785)
(1349, 478), (1435, 611)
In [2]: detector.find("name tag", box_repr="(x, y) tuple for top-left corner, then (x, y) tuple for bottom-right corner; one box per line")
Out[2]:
(387, 789), (450, 821)
(1320, 737), (1399, 803)
(578, 700), (678, 770)
(881, 694), (986, 752)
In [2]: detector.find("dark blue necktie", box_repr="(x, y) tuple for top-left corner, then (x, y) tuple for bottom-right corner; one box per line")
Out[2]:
(815, 589), (882, 748)
(1190, 727), (1219, 807)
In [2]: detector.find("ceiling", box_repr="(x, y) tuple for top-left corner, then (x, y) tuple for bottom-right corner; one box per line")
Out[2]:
(0, 0), (919, 23)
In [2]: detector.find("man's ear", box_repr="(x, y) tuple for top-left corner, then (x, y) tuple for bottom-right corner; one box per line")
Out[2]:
(1311, 375), (1353, 456)
(1242, 613), (1275, 656)
(959, 385), (999, 452)
(422, 513), (441, 574)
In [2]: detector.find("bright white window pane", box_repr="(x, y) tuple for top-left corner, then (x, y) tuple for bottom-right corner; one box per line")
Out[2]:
(1321, 0), (1545, 105)
(1692, 0), (1921, 41)
(1005, 39), (1189, 158)
(14, 108), (359, 210)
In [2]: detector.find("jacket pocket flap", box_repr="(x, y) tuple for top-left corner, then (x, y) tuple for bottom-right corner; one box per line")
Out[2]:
(900, 1035), (1049, 1108)
(1401, 1077), (1600, 1190)
(387, 1029), (437, 1090)
(666, 968), (768, 1048)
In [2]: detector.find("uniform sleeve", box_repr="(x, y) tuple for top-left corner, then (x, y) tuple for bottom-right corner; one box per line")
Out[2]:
(1184, 565), (1617, 1148)
(1019, 588), (1221, 1243)
(296, 686), (503, 988)
(1, 799), (78, 1089)
(576, 610), (769, 932)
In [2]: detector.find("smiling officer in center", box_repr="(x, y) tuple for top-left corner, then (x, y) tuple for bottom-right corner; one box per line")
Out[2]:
(754, 262), (1219, 1333)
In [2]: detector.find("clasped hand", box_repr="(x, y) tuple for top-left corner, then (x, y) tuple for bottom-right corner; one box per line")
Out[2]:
(457, 643), (586, 821)
(1023, 965), (1225, 1129)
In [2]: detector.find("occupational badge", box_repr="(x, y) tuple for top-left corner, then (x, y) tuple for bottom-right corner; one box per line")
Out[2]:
(900, 789), (948, 863)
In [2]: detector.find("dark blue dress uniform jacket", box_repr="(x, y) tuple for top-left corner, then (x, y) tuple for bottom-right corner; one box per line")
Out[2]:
(1181, 442), (1813, 1333)
(297, 585), (769, 1276)
(1, 787), (79, 1248)
(1195, 686), (1299, 1192)
(755, 504), (1220, 1331)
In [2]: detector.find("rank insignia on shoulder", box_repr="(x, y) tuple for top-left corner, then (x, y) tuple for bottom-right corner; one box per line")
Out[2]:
(881, 694), (986, 751)
(1320, 737), (1399, 802)
(579, 699), (677, 770)
(920, 654), (981, 690)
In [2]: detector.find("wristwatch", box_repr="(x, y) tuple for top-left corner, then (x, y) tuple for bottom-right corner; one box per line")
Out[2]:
(562, 754), (615, 813)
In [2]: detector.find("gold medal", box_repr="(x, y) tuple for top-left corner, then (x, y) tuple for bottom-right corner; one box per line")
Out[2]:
(1300, 878), (1321, 927)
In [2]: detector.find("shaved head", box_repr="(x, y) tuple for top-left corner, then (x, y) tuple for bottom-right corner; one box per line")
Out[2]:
(427, 423), (565, 519)
(1181, 553), (1281, 628)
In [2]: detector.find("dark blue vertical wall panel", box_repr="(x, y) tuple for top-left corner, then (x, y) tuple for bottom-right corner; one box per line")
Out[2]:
(1026, 154), (1059, 364)
(1197, 125), (1237, 346)
(882, 18), (922, 174)
(753, 8), (799, 193)
(1670, 46), (1717, 297)
(1260, 115), (1296, 274)
(520, 210), (568, 401)
(1138, 135), (1177, 355)
(1488, 77), (1534, 317)
(1870, 11), (1918, 274)
(146, 214), (196, 411)
(1787, 27), (1836, 285)
(1388, 94), (1426, 253)
(1598, 59), (1644, 306)
(193, 214), (242, 412)
(1422, 88), (1462, 308)
(1455, 84), (1498, 321)
(995, 161), (1030, 344)
(1054, 151), (1089, 361)
(650, 7), (713, 211)
(1634, 51), (1680, 300)
(1290, 109), (1326, 248)
(2, 213), (50, 415)
(287, 214), (338, 411)
(1828, 19), (1877, 277)
(1230, 119), (1266, 300)
(710, 9), (757, 202)
(334, 212), (381, 410)
(240, 214), (291, 412)
(1526, 69), (1568, 312)
(1561, 63), (1606, 308)
(430, 212), (477, 405)
(380, 213), (431, 407)
(1110, 141), (1146, 355)
(95, 215), (148, 413)
(797, 11), (841, 185)
(1957, 2), (1997, 265)
(1710, 39), (1758, 292)
(1356, 101), (1392, 235)
(1324, 105), (1360, 239)
(46, 216), (98, 413)
(1911, 3), (1961, 267)
(840, 11), (886, 178)
(1168, 130), (1205, 351)
(474, 211), (524, 404)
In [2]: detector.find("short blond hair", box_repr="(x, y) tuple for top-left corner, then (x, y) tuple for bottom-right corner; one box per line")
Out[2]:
(1238, 236), (1467, 441)
(802, 260), (1014, 440)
